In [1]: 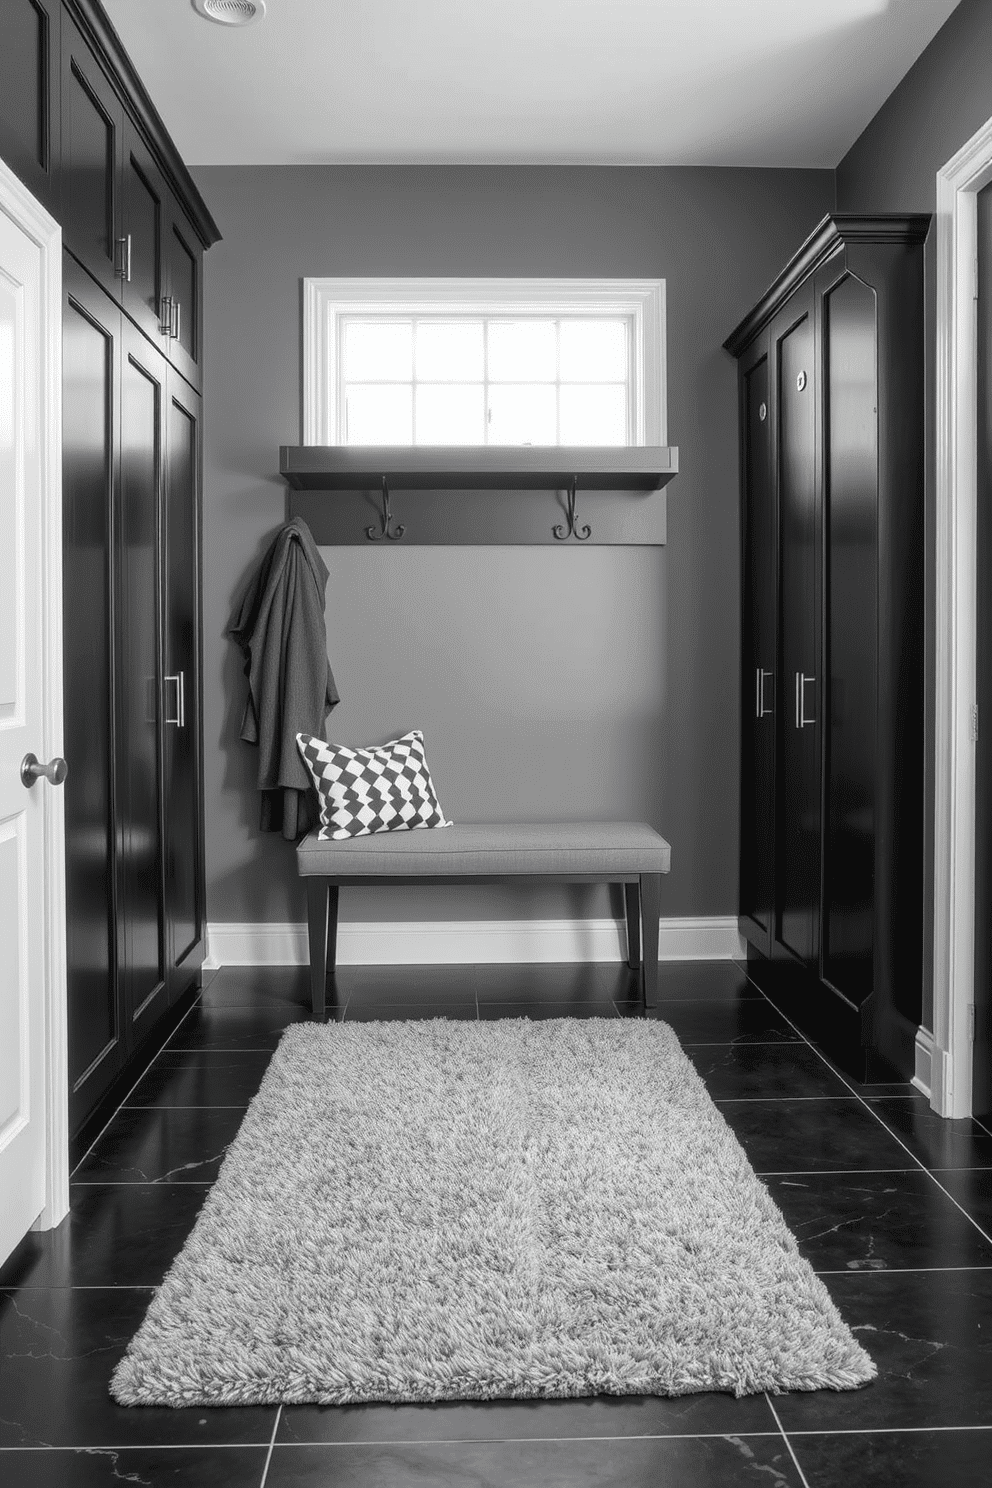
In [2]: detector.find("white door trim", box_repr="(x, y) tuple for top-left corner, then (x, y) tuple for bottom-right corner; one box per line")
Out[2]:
(0, 159), (68, 1229)
(933, 115), (992, 1118)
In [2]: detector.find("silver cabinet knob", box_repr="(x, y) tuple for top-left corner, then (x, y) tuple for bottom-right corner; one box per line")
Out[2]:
(20, 753), (68, 788)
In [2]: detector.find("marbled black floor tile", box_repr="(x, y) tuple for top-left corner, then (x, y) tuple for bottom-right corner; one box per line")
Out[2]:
(125, 1051), (275, 1109)
(866, 1099), (992, 1170)
(477, 999), (619, 1021)
(684, 1042), (850, 1100)
(264, 1433), (800, 1487)
(343, 999), (479, 1022)
(653, 960), (763, 1003)
(0, 1288), (277, 1447)
(788, 1427), (992, 1488)
(765, 1170), (992, 1272)
(198, 964), (311, 1008)
(716, 1098), (917, 1174)
(651, 997), (801, 1046)
(165, 1003), (308, 1052)
(0, 1184), (206, 1288)
(0, 1445), (269, 1485)
(772, 1269), (992, 1431)
(931, 1169), (992, 1239)
(72, 1105), (245, 1184)
(277, 1388), (780, 1445)
(473, 962), (641, 1003)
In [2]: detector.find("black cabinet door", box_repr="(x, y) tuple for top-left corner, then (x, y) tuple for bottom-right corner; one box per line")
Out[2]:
(820, 273), (878, 1010)
(61, 14), (123, 298)
(739, 346), (775, 953)
(775, 297), (820, 967)
(162, 200), (202, 388)
(117, 319), (168, 1046)
(163, 370), (204, 999)
(62, 255), (122, 1134)
(0, 0), (60, 215)
(120, 117), (167, 345)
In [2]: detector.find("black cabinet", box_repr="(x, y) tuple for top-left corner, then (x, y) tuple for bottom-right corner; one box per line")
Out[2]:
(0, 0), (221, 1139)
(63, 258), (204, 1131)
(726, 214), (929, 1080)
(0, 0), (61, 215)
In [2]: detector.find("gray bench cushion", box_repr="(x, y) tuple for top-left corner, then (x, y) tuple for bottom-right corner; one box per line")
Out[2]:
(296, 821), (671, 878)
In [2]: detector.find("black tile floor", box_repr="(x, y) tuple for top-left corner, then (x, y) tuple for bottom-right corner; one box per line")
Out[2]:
(2, 959), (991, 1486)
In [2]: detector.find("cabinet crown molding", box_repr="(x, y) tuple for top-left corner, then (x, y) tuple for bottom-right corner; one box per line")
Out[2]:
(723, 212), (930, 358)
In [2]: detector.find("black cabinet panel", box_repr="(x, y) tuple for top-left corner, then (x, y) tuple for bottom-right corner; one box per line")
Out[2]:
(61, 17), (121, 297)
(164, 378), (203, 987)
(120, 119), (164, 343)
(822, 275), (877, 1008)
(62, 258), (120, 1130)
(740, 353), (775, 950)
(0, 0), (59, 210)
(776, 306), (819, 967)
(163, 205), (201, 387)
(117, 326), (167, 1040)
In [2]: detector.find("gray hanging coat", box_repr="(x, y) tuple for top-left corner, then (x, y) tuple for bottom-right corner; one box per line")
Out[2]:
(229, 516), (339, 839)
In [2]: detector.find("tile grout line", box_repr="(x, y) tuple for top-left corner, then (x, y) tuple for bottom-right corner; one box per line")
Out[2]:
(69, 994), (203, 1179)
(741, 969), (992, 1251)
(259, 1404), (281, 1487)
(764, 1393), (813, 1488)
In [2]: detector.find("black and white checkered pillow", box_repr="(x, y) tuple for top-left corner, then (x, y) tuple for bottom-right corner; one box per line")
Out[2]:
(296, 729), (452, 841)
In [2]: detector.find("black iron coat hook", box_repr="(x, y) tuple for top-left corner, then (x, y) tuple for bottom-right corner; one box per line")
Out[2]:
(366, 477), (405, 541)
(553, 478), (591, 542)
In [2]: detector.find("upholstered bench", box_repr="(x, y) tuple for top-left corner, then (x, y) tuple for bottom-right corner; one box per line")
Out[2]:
(296, 821), (671, 1018)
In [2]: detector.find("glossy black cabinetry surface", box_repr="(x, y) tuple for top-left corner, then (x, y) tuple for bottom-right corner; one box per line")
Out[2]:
(1, 0), (218, 1136)
(0, 0), (61, 214)
(62, 254), (206, 1132)
(62, 262), (119, 1131)
(726, 214), (929, 1080)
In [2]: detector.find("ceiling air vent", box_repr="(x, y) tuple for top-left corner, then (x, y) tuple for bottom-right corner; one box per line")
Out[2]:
(192, 0), (266, 25)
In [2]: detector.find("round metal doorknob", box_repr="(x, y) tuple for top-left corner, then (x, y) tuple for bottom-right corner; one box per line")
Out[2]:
(20, 753), (68, 788)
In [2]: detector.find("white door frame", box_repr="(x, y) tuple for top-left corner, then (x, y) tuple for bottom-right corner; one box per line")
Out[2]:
(0, 158), (68, 1229)
(932, 115), (992, 1119)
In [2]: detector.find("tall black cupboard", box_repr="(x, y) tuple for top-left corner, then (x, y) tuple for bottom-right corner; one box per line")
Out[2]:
(0, 0), (220, 1140)
(725, 214), (929, 1080)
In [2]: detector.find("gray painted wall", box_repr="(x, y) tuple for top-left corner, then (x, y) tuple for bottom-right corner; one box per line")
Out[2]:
(837, 0), (992, 1029)
(192, 164), (833, 928)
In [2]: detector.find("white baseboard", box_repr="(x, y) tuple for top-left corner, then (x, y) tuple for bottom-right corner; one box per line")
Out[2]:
(203, 916), (746, 970)
(912, 1025), (934, 1100)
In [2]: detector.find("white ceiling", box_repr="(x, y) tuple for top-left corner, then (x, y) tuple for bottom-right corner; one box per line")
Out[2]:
(101, 0), (961, 168)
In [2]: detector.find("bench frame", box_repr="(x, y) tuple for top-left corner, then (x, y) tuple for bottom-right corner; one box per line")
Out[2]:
(303, 871), (662, 1018)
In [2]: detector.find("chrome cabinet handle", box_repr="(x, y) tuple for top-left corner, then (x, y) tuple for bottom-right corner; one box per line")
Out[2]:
(21, 753), (68, 788)
(114, 234), (132, 282)
(160, 294), (173, 336)
(795, 672), (815, 728)
(164, 672), (185, 727)
(172, 299), (181, 342)
(756, 667), (773, 719)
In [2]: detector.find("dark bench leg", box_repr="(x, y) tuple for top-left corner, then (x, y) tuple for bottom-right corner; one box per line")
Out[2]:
(639, 873), (661, 1010)
(306, 879), (339, 1020)
(623, 882), (641, 969)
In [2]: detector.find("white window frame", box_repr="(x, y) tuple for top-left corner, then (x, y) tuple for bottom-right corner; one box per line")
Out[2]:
(302, 277), (667, 447)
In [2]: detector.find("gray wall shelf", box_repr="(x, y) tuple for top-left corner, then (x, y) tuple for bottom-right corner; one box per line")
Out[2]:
(279, 445), (678, 545)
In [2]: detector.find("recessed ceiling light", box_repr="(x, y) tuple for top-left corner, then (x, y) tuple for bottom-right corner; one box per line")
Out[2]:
(192, 0), (266, 26)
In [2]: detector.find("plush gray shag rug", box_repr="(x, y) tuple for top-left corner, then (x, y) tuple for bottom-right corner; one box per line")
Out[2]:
(111, 1017), (875, 1407)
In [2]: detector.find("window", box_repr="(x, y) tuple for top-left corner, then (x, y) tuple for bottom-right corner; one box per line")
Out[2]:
(303, 279), (667, 447)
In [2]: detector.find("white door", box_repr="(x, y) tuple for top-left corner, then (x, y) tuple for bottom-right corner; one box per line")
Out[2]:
(0, 160), (67, 1268)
